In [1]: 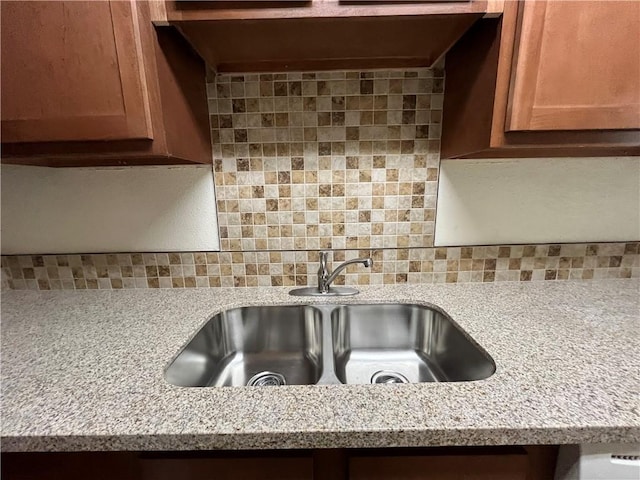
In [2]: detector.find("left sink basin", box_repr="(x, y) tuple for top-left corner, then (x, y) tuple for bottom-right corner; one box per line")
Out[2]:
(165, 305), (324, 387)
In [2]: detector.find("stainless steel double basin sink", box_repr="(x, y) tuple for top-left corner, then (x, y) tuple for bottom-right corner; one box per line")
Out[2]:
(164, 304), (495, 388)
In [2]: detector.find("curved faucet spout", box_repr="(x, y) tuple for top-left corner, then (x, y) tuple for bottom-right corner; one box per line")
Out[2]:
(317, 252), (373, 294)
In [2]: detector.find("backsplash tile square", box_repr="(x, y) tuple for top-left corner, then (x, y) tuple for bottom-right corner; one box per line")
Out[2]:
(208, 68), (443, 251)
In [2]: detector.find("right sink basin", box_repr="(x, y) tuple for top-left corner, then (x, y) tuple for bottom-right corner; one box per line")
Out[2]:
(331, 304), (496, 385)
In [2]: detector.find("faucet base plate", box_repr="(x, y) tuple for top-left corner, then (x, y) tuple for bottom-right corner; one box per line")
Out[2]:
(289, 287), (360, 297)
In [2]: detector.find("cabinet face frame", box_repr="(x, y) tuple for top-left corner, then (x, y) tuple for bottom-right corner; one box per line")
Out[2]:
(1, 1), (153, 143)
(161, 0), (490, 21)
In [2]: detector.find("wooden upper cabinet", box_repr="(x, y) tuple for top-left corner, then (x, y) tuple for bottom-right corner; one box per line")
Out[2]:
(1, 1), (211, 166)
(1, 1), (152, 144)
(506, 1), (640, 132)
(441, 0), (640, 158)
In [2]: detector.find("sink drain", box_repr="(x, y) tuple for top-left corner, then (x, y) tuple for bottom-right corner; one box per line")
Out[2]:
(247, 371), (286, 387)
(371, 370), (410, 384)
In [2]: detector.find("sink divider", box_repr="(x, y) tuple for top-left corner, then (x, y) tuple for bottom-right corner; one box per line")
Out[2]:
(313, 304), (343, 385)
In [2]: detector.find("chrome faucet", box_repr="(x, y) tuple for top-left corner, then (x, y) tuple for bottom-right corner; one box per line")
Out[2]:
(317, 251), (373, 294)
(290, 251), (373, 297)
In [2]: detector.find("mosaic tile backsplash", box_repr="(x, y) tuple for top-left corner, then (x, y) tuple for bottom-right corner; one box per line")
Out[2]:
(209, 68), (443, 251)
(2, 242), (638, 290)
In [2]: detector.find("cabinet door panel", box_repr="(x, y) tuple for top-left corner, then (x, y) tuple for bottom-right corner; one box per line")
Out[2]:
(1, 1), (152, 143)
(140, 457), (313, 480)
(350, 454), (527, 480)
(507, 0), (640, 132)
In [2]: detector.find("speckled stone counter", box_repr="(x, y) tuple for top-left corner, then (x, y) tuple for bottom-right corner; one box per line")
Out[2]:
(2, 279), (639, 452)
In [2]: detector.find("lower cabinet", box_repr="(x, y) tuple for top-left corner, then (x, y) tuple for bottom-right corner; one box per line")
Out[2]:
(0, 452), (141, 480)
(139, 454), (314, 480)
(349, 453), (527, 480)
(1, 446), (557, 480)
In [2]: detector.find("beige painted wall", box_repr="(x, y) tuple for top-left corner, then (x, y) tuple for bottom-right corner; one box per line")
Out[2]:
(435, 157), (640, 246)
(1, 165), (220, 254)
(3, 157), (638, 254)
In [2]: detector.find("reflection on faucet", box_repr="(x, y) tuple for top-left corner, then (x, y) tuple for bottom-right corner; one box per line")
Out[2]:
(289, 251), (373, 297)
(317, 251), (373, 294)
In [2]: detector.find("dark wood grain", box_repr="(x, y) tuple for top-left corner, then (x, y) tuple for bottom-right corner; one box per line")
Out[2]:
(1, 446), (558, 480)
(177, 14), (481, 72)
(440, 15), (502, 158)
(1, 452), (141, 480)
(140, 456), (314, 480)
(152, 26), (212, 163)
(349, 452), (528, 480)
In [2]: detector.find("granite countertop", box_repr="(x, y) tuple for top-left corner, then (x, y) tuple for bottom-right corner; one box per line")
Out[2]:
(1, 279), (639, 452)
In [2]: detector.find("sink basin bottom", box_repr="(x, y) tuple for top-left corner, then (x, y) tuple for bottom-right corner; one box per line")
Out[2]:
(339, 349), (447, 384)
(208, 351), (321, 387)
